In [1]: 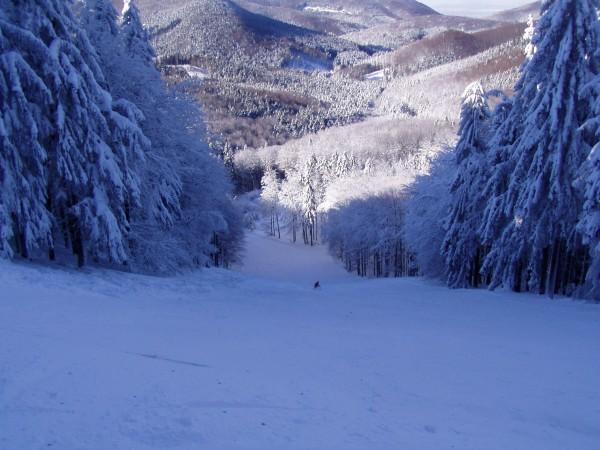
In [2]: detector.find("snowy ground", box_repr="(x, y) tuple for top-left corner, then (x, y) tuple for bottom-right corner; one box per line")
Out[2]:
(235, 229), (351, 283)
(163, 64), (209, 80)
(364, 69), (385, 81)
(1, 230), (600, 449)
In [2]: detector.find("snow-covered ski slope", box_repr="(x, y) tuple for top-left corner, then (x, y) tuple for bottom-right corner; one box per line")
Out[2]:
(1, 231), (600, 449)
(236, 229), (352, 283)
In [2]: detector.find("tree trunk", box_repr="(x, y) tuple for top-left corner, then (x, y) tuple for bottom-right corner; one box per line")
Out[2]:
(292, 216), (297, 243)
(546, 239), (561, 298)
(513, 258), (522, 293)
(539, 246), (550, 295)
(68, 217), (85, 268)
(75, 235), (85, 268)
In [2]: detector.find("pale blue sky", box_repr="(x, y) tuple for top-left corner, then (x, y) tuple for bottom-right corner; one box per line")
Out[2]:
(424, 0), (533, 17)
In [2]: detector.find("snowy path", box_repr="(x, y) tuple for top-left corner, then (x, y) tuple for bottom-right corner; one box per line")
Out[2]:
(1, 238), (600, 449)
(234, 230), (352, 284)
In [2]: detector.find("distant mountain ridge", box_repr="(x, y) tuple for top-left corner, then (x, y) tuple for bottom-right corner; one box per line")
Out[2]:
(233, 0), (438, 17)
(233, 0), (440, 36)
(143, 0), (357, 73)
(122, 0), (440, 36)
(489, 1), (541, 23)
(106, 0), (539, 156)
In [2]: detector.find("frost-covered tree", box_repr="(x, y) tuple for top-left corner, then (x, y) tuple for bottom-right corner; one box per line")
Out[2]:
(404, 149), (454, 279)
(363, 158), (375, 175)
(442, 82), (490, 288)
(0, 27), (52, 258)
(0, 200), (12, 257)
(578, 146), (600, 297)
(301, 156), (320, 246)
(325, 190), (416, 278)
(77, 0), (119, 47)
(78, 0), (179, 230)
(301, 176), (318, 246)
(1, 0), (146, 266)
(577, 72), (600, 298)
(75, 0), (123, 81)
(480, 0), (600, 296)
(279, 171), (302, 243)
(261, 166), (281, 238)
(523, 14), (537, 60)
(77, 0), (242, 272)
(121, 0), (154, 64)
(0, 0), (241, 271)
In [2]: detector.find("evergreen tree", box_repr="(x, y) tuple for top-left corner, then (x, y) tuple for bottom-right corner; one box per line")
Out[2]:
(77, 0), (120, 46)
(577, 71), (600, 297)
(442, 82), (490, 288)
(116, 10), (242, 271)
(78, 0), (232, 272)
(0, 199), (12, 257)
(523, 14), (537, 61)
(480, 0), (600, 295)
(0, 23), (52, 258)
(363, 158), (375, 175)
(0, 0), (145, 265)
(121, 0), (154, 64)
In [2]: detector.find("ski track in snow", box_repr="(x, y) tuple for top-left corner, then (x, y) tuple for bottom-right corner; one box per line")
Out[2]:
(0, 230), (600, 449)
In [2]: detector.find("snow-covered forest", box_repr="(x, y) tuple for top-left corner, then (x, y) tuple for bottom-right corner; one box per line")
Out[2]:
(0, 0), (242, 273)
(0, 1), (598, 289)
(1, 0), (599, 293)
(242, 0), (600, 300)
(2, 0), (600, 447)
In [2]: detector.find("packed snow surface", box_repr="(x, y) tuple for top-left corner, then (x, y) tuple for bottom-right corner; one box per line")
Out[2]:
(180, 65), (208, 80)
(303, 6), (353, 15)
(364, 69), (385, 81)
(1, 231), (600, 449)
(163, 64), (209, 80)
(235, 229), (351, 283)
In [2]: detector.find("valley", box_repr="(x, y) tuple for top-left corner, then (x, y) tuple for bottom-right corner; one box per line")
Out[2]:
(2, 1), (600, 448)
(123, 0), (537, 172)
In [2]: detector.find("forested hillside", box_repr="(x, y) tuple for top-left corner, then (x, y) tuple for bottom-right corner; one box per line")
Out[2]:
(489, 1), (541, 22)
(124, 0), (522, 169)
(232, 0), (600, 300)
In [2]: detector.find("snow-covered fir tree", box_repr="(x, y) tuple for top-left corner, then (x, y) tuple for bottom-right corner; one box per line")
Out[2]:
(77, 0), (120, 48)
(0, 0), (147, 266)
(442, 82), (490, 288)
(0, 0), (241, 271)
(0, 23), (53, 258)
(120, 0), (154, 65)
(479, 0), (600, 296)
(523, 14), (537, 60)
(577, 69), (600, 297)
(77, 0), (242, 272)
